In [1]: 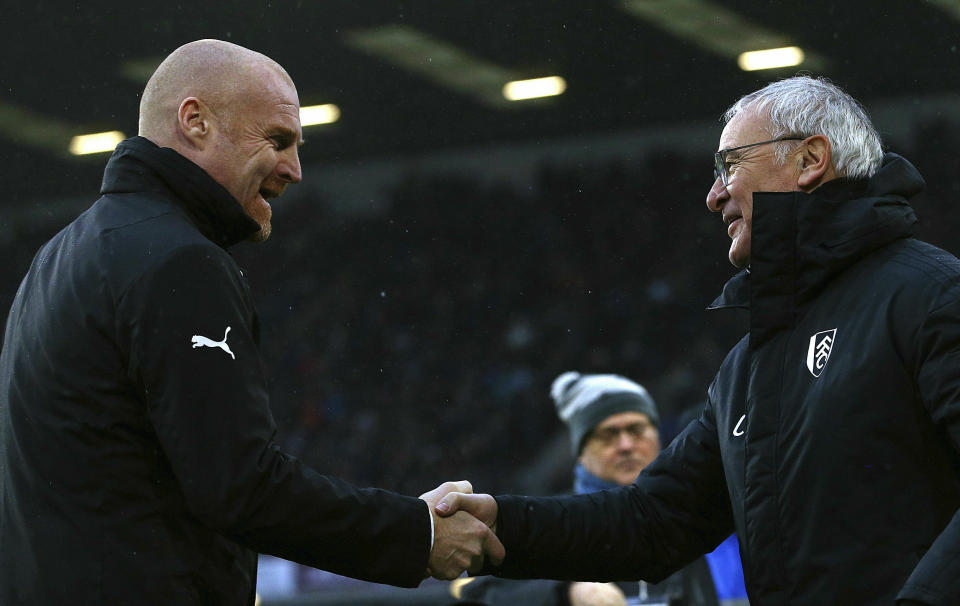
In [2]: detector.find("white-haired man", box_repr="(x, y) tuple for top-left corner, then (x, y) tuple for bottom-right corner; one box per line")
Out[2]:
(436, 77), (959, 606)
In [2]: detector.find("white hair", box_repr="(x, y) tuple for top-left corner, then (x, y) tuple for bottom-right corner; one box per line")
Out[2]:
(723, 76), (883, 179)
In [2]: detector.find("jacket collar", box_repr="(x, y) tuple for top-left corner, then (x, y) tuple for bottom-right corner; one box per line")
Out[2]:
(99, 136), (261, 248)
(708, 153), (921, 341)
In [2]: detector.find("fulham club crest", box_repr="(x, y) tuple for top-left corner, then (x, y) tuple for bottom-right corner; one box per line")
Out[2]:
(806, 328), (837, 378)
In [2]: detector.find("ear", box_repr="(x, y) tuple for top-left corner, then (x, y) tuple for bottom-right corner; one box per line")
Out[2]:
(177, 97), (210, 148)
(797, 134), (834, 190)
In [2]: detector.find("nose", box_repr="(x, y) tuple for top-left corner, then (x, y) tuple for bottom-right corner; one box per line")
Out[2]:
(278, 146), (302, 184)
(616, 431), (638, 451)
(706, 176), (728, 213)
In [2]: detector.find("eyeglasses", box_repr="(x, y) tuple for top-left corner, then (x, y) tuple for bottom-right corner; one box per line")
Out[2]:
(590, 422), (652, 446)
(713, 136), (805, 187)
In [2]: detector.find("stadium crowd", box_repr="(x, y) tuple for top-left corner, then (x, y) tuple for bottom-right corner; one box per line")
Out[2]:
(231, 153), (742, 499)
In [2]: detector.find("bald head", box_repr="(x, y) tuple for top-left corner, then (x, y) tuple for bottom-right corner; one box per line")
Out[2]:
(138, 39), (293, 145)
(136, 39), (303, 243)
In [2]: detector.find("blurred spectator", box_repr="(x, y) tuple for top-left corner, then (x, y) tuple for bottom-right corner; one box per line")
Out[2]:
(449, 372), (744, 606)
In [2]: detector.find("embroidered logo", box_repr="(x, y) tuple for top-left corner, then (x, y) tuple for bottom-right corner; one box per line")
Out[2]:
(806, 328), (836, 378)
(733, 414), (746, 437)
(191, 326), (235, 360)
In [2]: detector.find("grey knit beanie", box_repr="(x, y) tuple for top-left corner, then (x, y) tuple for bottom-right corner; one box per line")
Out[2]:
(551, 371), (659, 455)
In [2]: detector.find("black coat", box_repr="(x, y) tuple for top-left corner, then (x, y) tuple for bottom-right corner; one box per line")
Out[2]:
(489, 155), (960, 605)
(0, 137), (431, 605)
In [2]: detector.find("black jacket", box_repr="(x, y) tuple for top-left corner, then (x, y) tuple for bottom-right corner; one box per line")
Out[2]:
(488, 154), (960, 605)
(457, 468), (719, 606)
(0, 137), (431, 605)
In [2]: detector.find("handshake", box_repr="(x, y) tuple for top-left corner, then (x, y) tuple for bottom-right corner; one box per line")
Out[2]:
(419, 480), (502, 580)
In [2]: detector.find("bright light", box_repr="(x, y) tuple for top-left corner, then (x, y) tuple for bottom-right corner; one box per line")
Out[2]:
(502, 76), (567, 101)
(737, 46), (805, 71)
(68, 131), (125, 155)
(300, 104), (341, 126)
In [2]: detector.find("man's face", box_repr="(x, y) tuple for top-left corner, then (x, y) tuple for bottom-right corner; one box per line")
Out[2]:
(706, 109), (802, 268)
(203, 68), (303, 241)
(579, 411), (660, 486)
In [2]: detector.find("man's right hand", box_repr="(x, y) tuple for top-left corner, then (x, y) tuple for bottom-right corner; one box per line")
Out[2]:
(420, 482), (505, 580)
(435, 494), (626, 605)
(435, 491), (499, 532)
(568, 582), (627, 606)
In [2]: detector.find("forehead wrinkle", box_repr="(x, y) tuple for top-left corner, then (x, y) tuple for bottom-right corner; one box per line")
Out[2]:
(219, 74), (300, 139)
(719, 105), (774, 150)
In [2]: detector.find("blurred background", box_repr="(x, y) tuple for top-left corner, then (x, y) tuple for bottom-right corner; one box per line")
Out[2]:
(3, 1), (960, 603)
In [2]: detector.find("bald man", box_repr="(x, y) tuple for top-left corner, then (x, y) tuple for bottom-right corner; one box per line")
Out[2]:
(0, 40), (501, 605)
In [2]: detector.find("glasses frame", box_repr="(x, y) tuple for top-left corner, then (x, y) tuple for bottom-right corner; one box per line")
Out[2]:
(713, 136), (805, 187)
(589, 421), (653, 447)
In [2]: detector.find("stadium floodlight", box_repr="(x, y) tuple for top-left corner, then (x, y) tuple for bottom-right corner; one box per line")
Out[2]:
(502, 76), (567, 102)
(345, 24), (521, 107)
(68, 131), (126, 155)
(300, 104), (341, 127)
(737, 46), (805, 71)
(620, 0), (825, 71)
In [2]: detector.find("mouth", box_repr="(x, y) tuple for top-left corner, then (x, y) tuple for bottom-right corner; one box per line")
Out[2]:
(616, 458), (644, 470)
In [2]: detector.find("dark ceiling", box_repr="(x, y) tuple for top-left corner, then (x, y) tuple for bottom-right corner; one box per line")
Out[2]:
(3, 0), (959, 206)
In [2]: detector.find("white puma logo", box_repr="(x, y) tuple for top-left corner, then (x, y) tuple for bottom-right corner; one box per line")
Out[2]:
(191, 326), (235, 360)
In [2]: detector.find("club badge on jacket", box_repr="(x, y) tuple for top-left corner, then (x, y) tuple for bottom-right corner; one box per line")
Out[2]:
(806, 328), (837, 378)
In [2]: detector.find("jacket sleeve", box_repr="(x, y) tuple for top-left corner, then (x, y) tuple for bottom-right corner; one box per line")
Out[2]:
(490, 406), (733, 584)
(898, 285), (960, 606)
(116, 244), (431, 587)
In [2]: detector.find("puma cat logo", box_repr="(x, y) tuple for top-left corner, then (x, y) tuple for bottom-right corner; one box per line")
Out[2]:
(191, 326), (235, 360)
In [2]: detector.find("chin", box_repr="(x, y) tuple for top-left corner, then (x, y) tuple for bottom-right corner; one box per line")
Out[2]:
(247, 223), (272, 242)
(729, 235), (751, 268)
(729, 248), (750, 268)
(614, 467), (644, 484)
(243, 204), (273, 242)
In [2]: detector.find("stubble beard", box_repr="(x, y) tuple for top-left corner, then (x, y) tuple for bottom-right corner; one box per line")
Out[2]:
(244, 198), (273, 242)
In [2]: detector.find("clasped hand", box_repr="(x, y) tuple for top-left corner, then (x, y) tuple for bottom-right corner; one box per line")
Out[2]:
(419, 481), (503, 580)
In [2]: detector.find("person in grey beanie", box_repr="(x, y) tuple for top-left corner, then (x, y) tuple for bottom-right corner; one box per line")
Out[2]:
(450, 372), (743, 606)
(552, 371), (662, 490)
